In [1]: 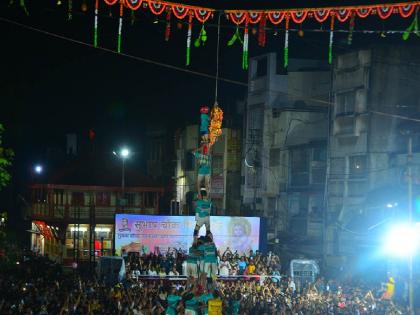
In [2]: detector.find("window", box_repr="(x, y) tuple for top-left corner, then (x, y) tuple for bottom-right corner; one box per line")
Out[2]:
(311, 147), (326, 184)
(347, 181), (367, 197)
(330, 158), (345, 179)
(349, 155), (367, 178)
(269, 148), (280, 167)
(96, 192), (111, 207)
(272, 108), (281, 118)
(246, 167), (261, 188)
(313, 147), (326, 162)
(247, 107), (263, 144)
(309, 195), (323, 218)
(125, 193), (136, 207)
(72, 192), (84, 206)
(256, 57), (267, 77)
(328, 181), (344, 197)
(336, 91), (355, 115)
(54, 189), (64, 205)
(290, 148), (309, 187)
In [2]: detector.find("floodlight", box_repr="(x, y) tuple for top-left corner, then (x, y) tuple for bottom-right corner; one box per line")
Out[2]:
(384, 223), (420, 257)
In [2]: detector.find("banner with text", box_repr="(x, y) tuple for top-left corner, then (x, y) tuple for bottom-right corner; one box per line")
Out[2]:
(115, 214), (260, 256)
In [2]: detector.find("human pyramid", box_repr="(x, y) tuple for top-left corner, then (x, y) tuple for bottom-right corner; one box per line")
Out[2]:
(179, 104), (223, 314)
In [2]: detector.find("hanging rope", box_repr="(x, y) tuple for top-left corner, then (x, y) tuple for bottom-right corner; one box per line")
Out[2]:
(215, 12), (221, 103)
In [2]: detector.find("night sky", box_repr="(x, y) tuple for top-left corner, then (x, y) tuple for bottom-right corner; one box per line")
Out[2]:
(0, 0), (413, 231)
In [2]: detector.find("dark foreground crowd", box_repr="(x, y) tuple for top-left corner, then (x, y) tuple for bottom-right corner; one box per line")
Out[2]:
(0, 250), (419, 315)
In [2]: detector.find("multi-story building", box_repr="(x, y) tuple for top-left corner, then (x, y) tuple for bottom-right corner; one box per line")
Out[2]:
(28, 166), (164, 264)
(174, 125), (242, 216)
(242, 53), (331, 251)
(326, 46), (420, 259)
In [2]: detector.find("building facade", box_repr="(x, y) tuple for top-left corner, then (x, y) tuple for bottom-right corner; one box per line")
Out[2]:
(242, 53), (331, 251)
(326, 46), (420, 259)
(29, 183), (163, 264)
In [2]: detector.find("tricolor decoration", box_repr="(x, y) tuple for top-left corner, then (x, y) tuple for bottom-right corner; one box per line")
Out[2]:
(243, 19), (249, 70)
(94, 1), (420, 67)
(94, 0), (99, 47)
(284, 15), (290, 68)
(186, 13), (193, 65)
(329, 14), (335, 65)
(117, 0), (124, 53)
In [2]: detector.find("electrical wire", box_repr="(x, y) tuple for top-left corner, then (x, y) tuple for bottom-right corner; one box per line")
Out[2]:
(0, 16), (248, 87)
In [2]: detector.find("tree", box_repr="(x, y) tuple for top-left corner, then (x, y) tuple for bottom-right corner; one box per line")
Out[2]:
(0, 124), (14, 190)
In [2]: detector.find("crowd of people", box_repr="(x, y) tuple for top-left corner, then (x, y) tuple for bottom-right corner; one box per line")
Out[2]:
(125, 244), (283, 280)
(1, 247), (419, 315)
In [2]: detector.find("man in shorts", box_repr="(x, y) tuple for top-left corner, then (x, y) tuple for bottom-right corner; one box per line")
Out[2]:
(192, 147), (211, 198)
(203, 234), (218, 280)
(186, 244), (201, 278)
(193, 189), (212, 244)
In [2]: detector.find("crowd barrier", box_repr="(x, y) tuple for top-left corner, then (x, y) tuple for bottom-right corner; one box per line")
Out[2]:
(128, 273), (282, 282)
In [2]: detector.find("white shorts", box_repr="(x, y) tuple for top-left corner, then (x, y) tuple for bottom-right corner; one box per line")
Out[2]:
(186, 262), (198, 278)
(185, 309), (197, 315)
(195, 214), (210, 232)
(197, 174), (210, 183)
(204, 262), (218, 277)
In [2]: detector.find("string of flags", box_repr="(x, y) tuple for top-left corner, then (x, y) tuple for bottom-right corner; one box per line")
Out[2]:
(8, 0), (420, 68)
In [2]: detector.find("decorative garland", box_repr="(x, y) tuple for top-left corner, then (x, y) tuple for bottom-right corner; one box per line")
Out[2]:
(93, 1), (420, 65)
(94, 0), (99, 47)
(242, 19), (249, 70)
(100, 1), (419, 26)
(403, 7), (419, 40)
(209, 103), (224, 148)
(284, 15), (289, 68)
(186, 13), (193, 65)
(117, 0), (124, 53)
(224, 2), (420, 25)
(328, 14), (335, 65)
(258, 14), (266, 47)
(165, 9), (171, 41)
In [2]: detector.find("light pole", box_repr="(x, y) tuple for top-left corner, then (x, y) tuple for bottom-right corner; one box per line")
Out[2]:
(400, 125), (415, 315)
(113, 148), (130, 208)
(407, 135), (414, 315)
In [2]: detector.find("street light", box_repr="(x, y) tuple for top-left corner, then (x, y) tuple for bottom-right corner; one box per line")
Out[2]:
(113, 148), (131, 201)
(34, 165), (43, 174)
